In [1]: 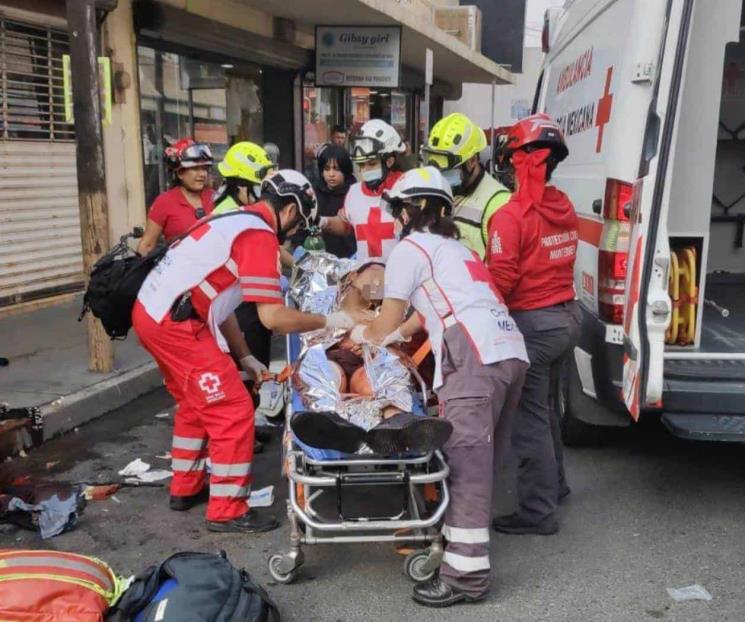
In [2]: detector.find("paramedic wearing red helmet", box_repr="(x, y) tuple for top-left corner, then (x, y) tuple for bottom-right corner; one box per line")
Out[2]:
(132, 170), (363, 534)
(137, 139), (215, 255)
(486, 114), (581, 535)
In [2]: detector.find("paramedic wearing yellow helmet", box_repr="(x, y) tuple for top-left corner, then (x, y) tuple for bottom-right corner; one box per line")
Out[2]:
(210, 142), (287, 432)
(213, 141), (277, 214)
(422, 113), (511, 258)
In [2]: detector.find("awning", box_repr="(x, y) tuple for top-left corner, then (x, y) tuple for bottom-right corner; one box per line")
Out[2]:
(233, 0), (514, 90)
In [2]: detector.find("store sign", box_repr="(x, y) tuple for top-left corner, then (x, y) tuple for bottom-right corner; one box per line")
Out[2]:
(315, 26), (401, 88)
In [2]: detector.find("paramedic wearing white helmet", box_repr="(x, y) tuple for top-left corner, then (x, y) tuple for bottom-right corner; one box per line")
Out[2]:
(350, 167), (529, 608)
(320, 119), (405, 262)
(133, 170), (363, 535)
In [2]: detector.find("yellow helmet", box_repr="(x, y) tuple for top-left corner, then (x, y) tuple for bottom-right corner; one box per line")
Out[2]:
(422, 113), (487, 170)
(217, 141), (275, 184)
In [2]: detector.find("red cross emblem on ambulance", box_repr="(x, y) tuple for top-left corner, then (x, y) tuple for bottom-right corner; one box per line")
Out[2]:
(595, 66), (614, 153)
(355, 207), (395, 257)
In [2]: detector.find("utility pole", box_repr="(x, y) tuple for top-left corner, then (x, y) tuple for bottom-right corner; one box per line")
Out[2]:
(66, 0), (114, 373)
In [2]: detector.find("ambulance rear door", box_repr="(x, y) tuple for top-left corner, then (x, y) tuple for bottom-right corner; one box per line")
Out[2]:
(621, 0), (695, 418)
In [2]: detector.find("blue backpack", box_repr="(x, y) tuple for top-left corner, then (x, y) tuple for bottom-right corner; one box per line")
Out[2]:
(106, 551), (280, 622)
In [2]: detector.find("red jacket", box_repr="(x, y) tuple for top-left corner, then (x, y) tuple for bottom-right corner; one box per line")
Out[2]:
(486, 185), (578, 311)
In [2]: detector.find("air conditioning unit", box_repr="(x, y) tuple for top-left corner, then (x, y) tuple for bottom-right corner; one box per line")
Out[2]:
(434, 5), (482, 52)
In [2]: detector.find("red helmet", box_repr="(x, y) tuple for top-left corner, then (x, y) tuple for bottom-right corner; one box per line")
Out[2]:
(505, 113), (568, 162)
(164, 138), (213, 170)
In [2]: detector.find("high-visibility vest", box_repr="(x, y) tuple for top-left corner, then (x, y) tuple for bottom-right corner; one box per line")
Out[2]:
(452, 172), (510, 259)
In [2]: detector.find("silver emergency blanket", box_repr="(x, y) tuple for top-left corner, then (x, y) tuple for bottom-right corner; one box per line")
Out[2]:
(363, 345), (413, 412)
(289, 252), (357, 350)
(294, 344), (341, 413)
(291, 254), (417, 446)
(289, 251), (356, 312)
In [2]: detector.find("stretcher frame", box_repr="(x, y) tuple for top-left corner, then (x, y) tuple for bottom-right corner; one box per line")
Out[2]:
(268, 330), (450, 585)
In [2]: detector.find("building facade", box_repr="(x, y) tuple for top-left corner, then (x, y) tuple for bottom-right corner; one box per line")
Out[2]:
(0, 0), (513, 312)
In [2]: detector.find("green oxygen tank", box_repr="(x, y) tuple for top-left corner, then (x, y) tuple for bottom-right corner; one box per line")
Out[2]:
(302, 226), (326, 252)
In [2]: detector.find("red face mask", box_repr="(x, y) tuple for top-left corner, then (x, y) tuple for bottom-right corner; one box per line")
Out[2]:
(512, 147), (551, 206)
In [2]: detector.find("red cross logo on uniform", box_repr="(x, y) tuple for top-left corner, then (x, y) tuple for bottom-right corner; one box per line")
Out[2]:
(595, 66), (614, 153)
(355, 207), (395, 257)
(464, 251), (503, 301)
(198, 372), (221, 395)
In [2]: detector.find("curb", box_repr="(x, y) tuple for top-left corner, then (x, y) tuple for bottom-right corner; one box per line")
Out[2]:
(40, 361), (163, 441)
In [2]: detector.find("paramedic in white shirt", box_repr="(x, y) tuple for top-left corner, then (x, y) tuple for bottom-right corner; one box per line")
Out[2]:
(349, 167), (529, 608)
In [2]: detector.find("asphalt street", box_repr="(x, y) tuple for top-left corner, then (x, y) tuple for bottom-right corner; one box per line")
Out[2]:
(1, 389), (744, 622)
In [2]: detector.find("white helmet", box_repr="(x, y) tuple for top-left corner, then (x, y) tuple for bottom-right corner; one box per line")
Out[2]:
(383, 166), (454, 213)
(261, 169), (318, 230)
(350, 119), (406, 162)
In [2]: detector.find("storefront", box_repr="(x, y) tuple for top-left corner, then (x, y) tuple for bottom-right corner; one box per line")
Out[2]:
(137, 46), (265, 205)
(133, 2), (310, 207)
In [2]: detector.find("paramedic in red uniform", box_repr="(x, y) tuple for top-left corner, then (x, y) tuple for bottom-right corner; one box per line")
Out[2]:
(132, 170), (361, 534)
(486, 114), (581, 536)
(137, 139), (215, 255)
(352, 167), (529, 607)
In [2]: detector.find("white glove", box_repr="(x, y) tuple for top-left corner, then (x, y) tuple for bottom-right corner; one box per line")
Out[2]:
(239, 355), (268, 383)
(381, 328), (410, 347)
(325, 310), (355, 330)
(349, 324), (371, 345)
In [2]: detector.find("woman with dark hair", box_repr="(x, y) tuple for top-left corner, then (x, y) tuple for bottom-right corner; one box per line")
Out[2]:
(349, 166), (529, 608)
(298, 143), (356, 257)
(137, 138), (215, 256)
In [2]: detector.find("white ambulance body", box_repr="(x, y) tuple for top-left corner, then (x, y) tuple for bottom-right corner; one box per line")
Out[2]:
(535, 0), (745, 442)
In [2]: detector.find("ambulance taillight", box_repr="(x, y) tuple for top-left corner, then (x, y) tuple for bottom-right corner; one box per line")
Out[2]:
(542, 12), (550, 53)
(598, 179), (633, 324)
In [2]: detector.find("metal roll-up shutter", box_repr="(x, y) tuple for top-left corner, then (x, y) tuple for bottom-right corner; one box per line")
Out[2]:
(0, 16), (82, 307)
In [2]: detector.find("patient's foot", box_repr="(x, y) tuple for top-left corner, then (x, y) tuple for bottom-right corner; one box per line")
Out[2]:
(290, 411), (366, 453)
(366, 413), (452, 455)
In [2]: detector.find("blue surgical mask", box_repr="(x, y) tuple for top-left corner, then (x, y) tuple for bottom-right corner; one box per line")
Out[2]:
(442, 168), (462, 192)
(362, 166), (383, 184)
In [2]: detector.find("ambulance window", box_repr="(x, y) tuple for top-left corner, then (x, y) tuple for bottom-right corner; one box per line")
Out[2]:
(531, 70), (544, 114)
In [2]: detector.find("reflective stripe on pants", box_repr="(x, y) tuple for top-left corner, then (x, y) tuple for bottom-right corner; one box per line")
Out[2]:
(437, 324), (527, 599)
(133, 301), (255, 521)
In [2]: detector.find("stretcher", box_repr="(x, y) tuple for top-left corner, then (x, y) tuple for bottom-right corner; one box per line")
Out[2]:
(267, 329), (450, 585)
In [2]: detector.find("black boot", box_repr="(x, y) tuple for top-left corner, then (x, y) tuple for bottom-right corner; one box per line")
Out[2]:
(492, 513), (558, 535)
(366, 413), (453, 455)
(290, 411), (366, 453)
(412, 576), (486, 608)
(169, 487), (209, 512)
(206, 509), (279, 534)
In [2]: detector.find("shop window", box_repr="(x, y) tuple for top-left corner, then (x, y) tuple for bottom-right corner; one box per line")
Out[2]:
(302, 81), (341, 184)
(0, 18), (75, 141)
(138, 46), (262, 206)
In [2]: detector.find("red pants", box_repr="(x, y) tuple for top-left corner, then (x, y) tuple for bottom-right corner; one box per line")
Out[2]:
(132, 301), (254, 521)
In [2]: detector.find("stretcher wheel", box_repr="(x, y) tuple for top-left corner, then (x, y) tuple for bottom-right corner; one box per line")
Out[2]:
(268, 554), (299, 584)
(403, 550), (436, 583)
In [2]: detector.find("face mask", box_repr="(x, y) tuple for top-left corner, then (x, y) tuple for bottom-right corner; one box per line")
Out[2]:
(361, 166), (383, 184)
(442, 168), (463, 192)
(250, 185), (261, 200)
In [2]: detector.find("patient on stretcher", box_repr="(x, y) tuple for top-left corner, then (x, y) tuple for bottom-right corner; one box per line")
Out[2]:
(289, 262), (451, 455)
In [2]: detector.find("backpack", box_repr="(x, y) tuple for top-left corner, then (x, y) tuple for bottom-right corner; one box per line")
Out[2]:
(106, 551), (280, 622)
(80, 211), (259, 340)
(0, 549), (124, 622)
(80, 242), (168, 339)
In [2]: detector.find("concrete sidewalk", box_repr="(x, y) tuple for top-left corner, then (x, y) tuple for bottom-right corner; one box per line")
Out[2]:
(0, 295), (161, 442)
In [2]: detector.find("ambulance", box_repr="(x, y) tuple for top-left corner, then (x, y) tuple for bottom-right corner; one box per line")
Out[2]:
(534, 0), (745, 443)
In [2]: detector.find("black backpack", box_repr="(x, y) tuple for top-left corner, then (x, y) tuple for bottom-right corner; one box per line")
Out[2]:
(106, 551), (280, 622)
(80, 211), (260, 340)
(79, 238), (168, 340)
